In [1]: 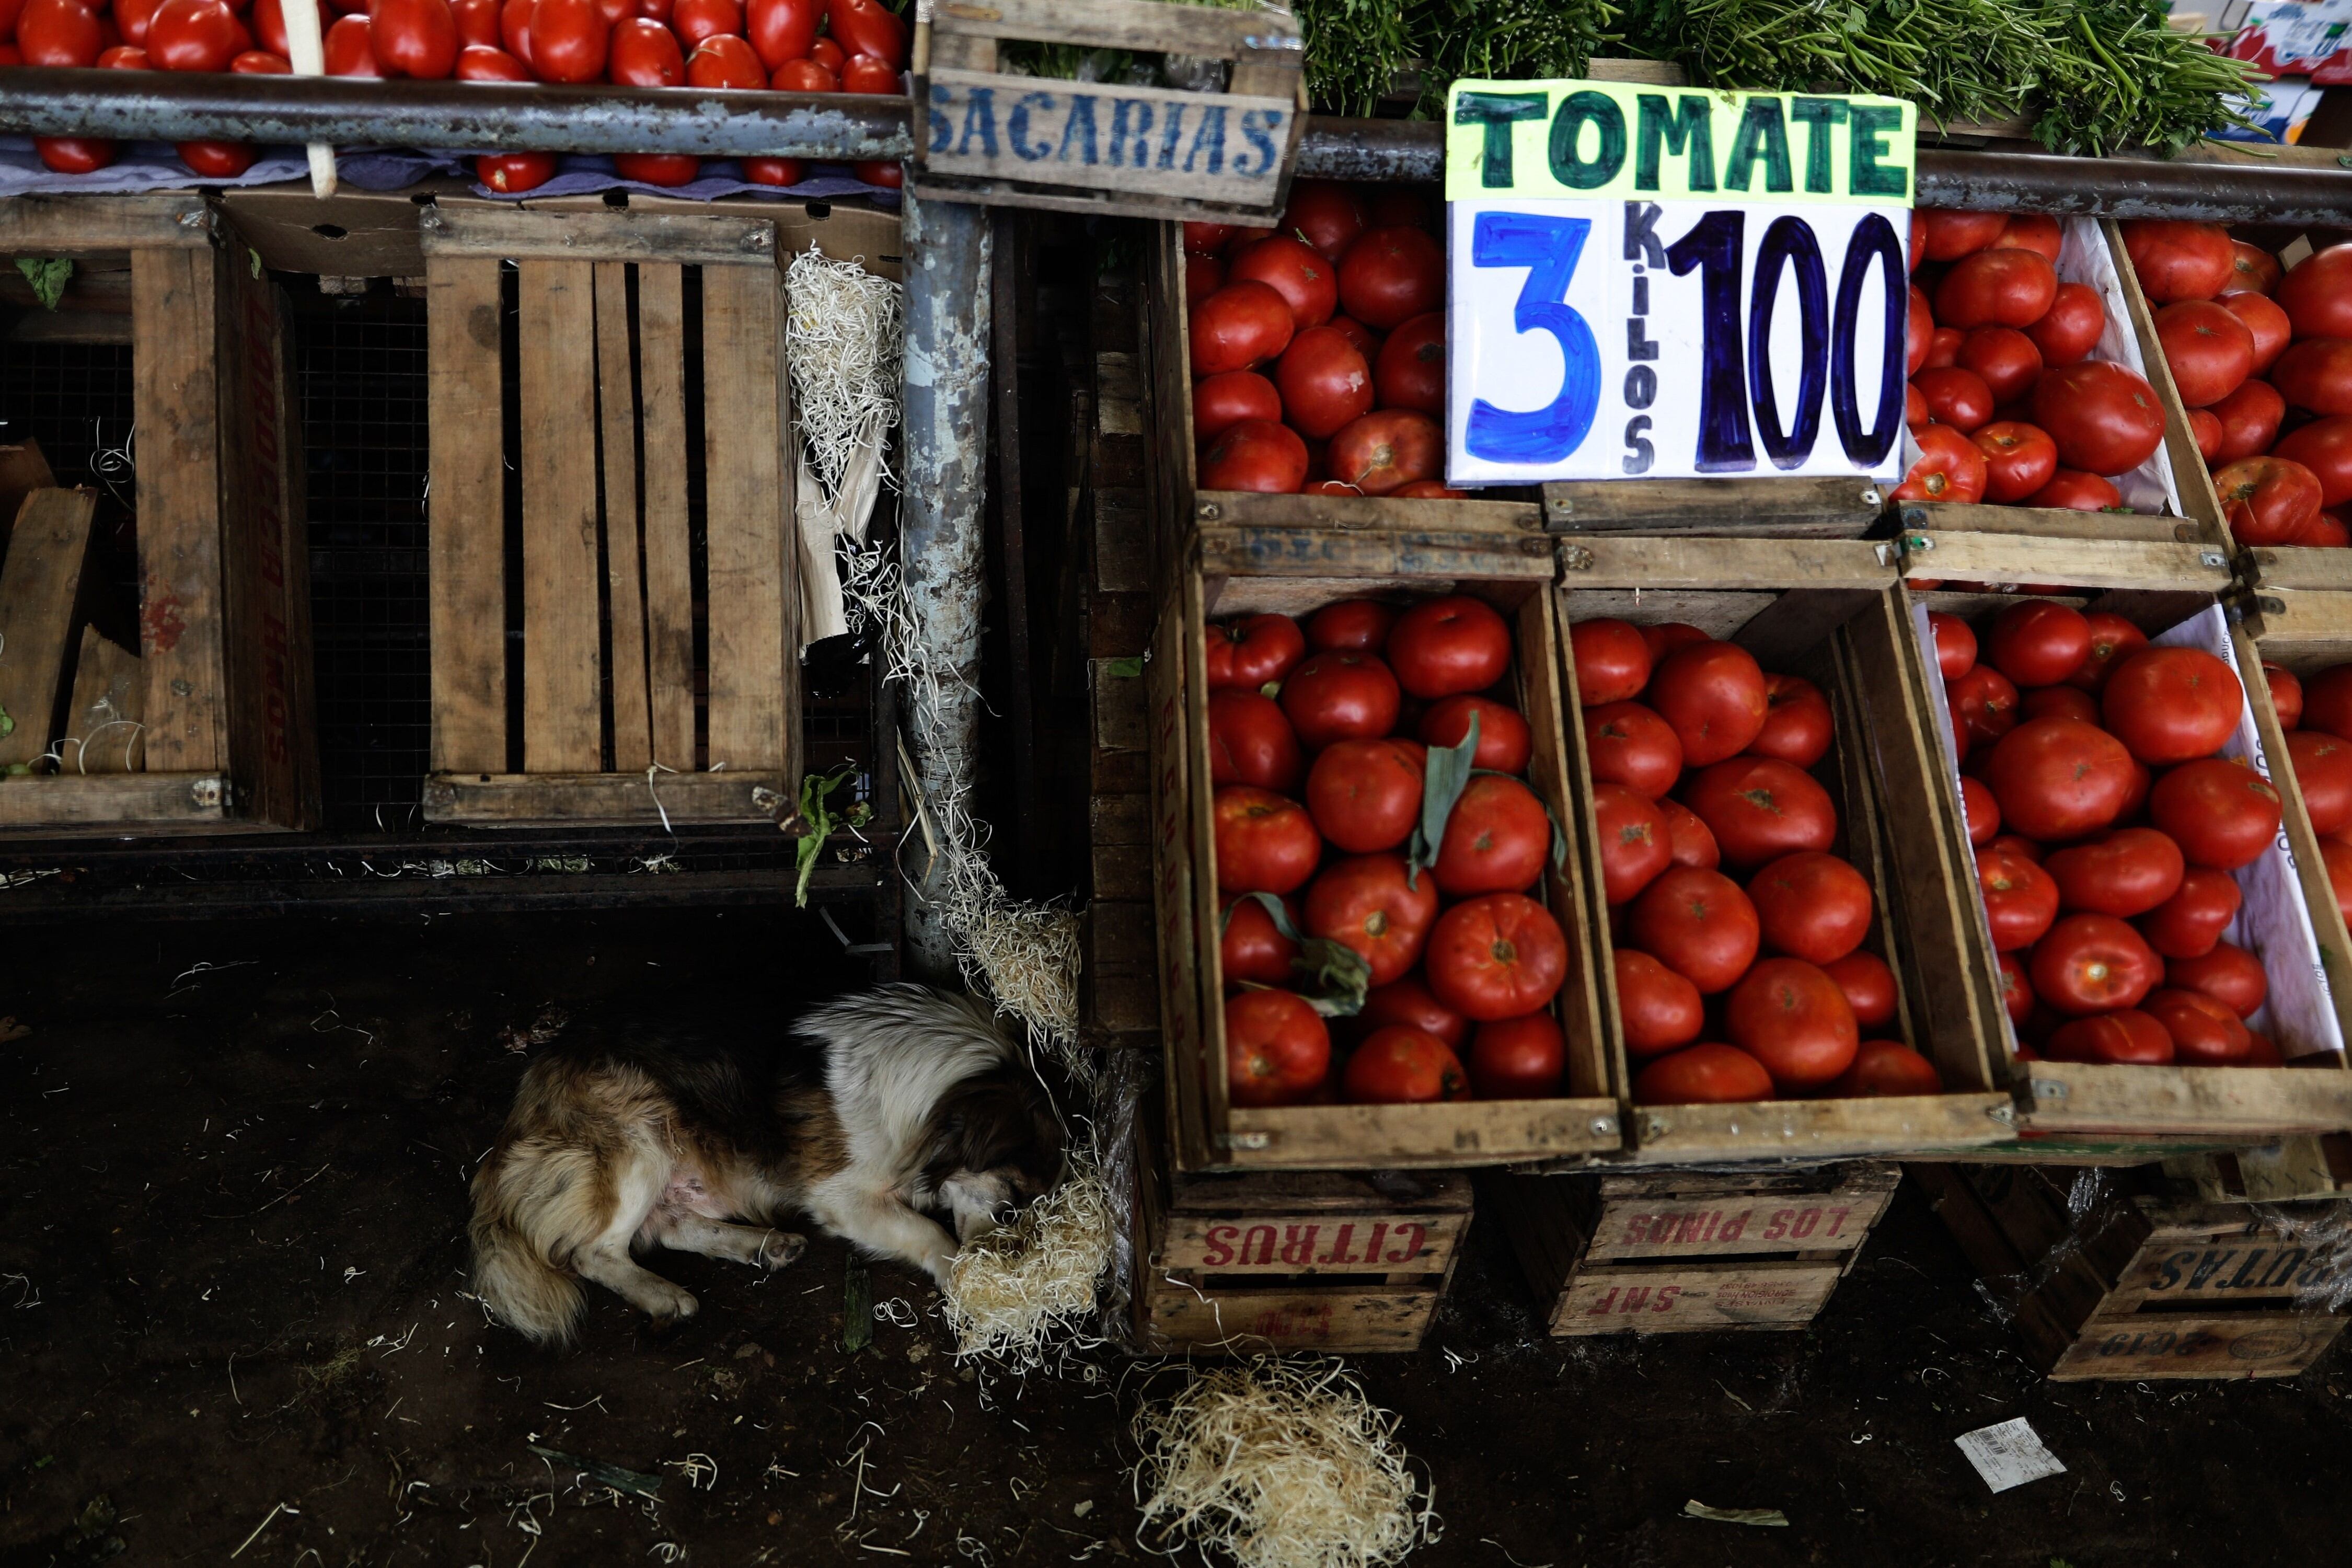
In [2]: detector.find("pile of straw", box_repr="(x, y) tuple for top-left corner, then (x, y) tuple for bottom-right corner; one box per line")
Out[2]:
(943, 1158), (1114, 1369)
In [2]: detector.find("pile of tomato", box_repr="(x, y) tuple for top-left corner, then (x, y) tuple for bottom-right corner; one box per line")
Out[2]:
(3, 0), (904, 190)
(2257, 660), (2352, 931)
(1934, 598), (2290, 1065)
(1564, 617), (1943, 1107)
(1896, 209), (2173, 510)
(1184, 181), (1458, 500)
(1209, 593), (1572, 1106)
(2120, 224), (2352, 548)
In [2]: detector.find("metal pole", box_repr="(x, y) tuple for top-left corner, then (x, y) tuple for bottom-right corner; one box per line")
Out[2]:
(897, 190), (993, 982)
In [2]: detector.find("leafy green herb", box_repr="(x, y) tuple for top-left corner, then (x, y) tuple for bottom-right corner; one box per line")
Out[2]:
(1221, 892), (1371, 1017)
(15, 257), (71, 312)
(0, 703), (14, 739)
(794, 766), (872, 909)
(1407, 709), (1480, 887)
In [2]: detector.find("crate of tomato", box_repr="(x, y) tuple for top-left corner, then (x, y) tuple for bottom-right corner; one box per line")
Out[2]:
(1146, 523), (1621, 1172)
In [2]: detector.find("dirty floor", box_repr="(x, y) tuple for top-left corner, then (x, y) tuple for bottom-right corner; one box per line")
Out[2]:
(2, 909), (2347, 1566)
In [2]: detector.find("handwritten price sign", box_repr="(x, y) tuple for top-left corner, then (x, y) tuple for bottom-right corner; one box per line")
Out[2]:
(1443, 83), (1917, 486)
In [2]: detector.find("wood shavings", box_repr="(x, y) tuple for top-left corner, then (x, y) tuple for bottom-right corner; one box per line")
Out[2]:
(943, 1160), (1113, 1370)
(1131, 1358), (1436, 1568)
(786, 245), (902, 501)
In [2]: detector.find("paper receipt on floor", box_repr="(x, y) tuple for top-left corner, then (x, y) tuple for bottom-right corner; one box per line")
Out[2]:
(1955, 1418), (2067, 1493)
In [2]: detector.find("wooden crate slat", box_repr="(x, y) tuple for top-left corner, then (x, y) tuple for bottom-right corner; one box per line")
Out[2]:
(1581, 1170), (1897, 1262)
(425, 255), (510, 774)
(0, 771), (226, 826)
(595, 261), (654, 774)
(0, 489), (98, 768)
(0, 192), (210, 253)
(1141, 1282), (1438, 1354)
(422, 770), (785, 825)
(2049, 1313), (2349, 1380)
(1551, 1260), (1848, 1335)
(933, 0), (1289, 54)
(425, 203), (780, 267)
(1159, 1209), (1465, 1278)
(636, 262), (697, 771)
(517, 258), (605, 773)
(132, 245), (226, 774)
(699, 261), (792, 772)
(62, 627), (142, 774)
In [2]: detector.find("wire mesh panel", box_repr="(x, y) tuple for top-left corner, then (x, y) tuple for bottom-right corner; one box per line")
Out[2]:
(0, 339), (139, 610)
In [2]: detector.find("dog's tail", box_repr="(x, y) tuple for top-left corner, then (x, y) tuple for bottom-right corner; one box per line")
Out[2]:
(469, 1184), (583, 1347)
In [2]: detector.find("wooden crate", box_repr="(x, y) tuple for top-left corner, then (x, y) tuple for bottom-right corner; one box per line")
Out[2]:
(1147, 525), (1623, 1173)
(1544, 476), (1886, 540)
(1551, 537), (2015, 1161)
(1486, 1165), (1899, 1335)
(0, 193), (317, 836)
(913, 0), (1305, 224)
(1893, 532), (2352, 1142)
(1912, 1161), (2352, 1379)
(418, 202), (850, 827)
(1135, 1169), (1473, 1353)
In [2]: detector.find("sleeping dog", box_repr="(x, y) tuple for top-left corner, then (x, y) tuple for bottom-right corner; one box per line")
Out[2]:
(469, 985), (1064, 1345)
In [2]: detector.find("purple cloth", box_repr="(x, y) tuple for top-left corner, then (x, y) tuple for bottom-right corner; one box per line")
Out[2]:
(464, 154), (898, 205)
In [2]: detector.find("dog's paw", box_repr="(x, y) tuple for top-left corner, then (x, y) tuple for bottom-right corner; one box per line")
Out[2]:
(644, 1281), (700, 1325)
(758, 1231), (806, 1270)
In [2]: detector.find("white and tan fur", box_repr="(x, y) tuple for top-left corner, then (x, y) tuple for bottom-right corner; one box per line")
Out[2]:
(468, 985), (1063, 1346)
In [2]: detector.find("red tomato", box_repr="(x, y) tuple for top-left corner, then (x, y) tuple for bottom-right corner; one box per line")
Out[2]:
(2307, 665), (2352, 741)
(1745, 674), (1833, 769)
(323, 11), (379, 71)
(2223, 240), (2282, 297)
(1425, 893), (1568, 1021)
(2102, 647), (2242, 765)
(1220, 892), (1299, 985)
(527, 0), (605, 80)
(824, 0), (901, 63)
(1991, 213), (2062, 261)
(605, 12), (679, 79)
(1998, 951), (2035, 1023)
(1928, 330), (1962, 370)
(1907, 284), (1933, 375)
(1616, 949), (1704, 1057)
(1988, 599), (2090, 689)
(1229, 234), (1338, 331)
(2267, 662), (2304, 730)
(1905, 383), (1931, 431)
(1420, 696), (1532, 774)
(1726, 957), (1859, 1089)
(1962, 774), (2000, 844)
(369, 0), (455, 73)
(1628, 867), (1760, 993)
(1182, 251), (1227, 305)
(1380, 598), (1505, 705)
(2024, 469), (2124, 511)
(2044, 1009), (2174, 1065)
(1327, 410), (1442, 495)
(1282, 180), (1366, 262)
(2142, 987), (2252, 1065)
(839, 52), (895, 91)
(2067, 612), (2149, 693)
(2245, 1030), (2284, 1066)
(2032, 913), (2162, 1014)
(1983, 718), (2135, 841)
(146, 0), (237, 66)
(2327, 837), (2352, 928)
(1647, 641), (1768, 766)
(1205, 613), (1305, 692)
(1913, 366), (1995, 432)
(2022, 685), (2099, 725)
(1213, 786), (1319, 895)
(1208, 690), (1305, 794)
(116, 0), (162, 44)
(2024, 281), (2105, 367)
(1747, 851), (1872, 965)
(1659, 798), (1719, 871)
(1372, 312), (1444, 416)
(1468, 1012), (1565, 1099)
(1365, 191), (1432, 229)
(1681, 757), (1837, 871)
(252, 0), (326, 51)
(1936, 248), (2058, 330)
(1928, 612), (1977, 680)
(456, 41), (528, 75)
(688, 33), (764, 84)
(2138, 864), (2241, 959)
(1305, 853), (1439, 986)
(1828, 1041), (1942, 1098)
(1978, 842), (2060, 951)
(769, 56), (836, 89)
(1338, 226), (1443, 330)
(2154, 299), (2255, 408)
(2305, 509), (2349, 547)
(1355, 976), (1470, 1051)
(2270, 417), (2352, 510)
(18, 0), (101, 62)
(1920, 209), (2008, 262)
(1893, 422), (1989, 503)
(499, 0), (532, 61)
(1271, 327), (1372, 440)
(1947, 664), (2020, 751)
(1190, 281), (1294, 375)
(2188, 408), (2223, 462)
(1588, 781), (1671, 905)
(2166, 940), (2266, 1019)
(2032, 361), (2166, 476)
(2150, 758), (2280, 871)
(2288, 729), (2352, 834)
(1194, 371), (1281, 444)
(1824, 950), (1898, 1029)
(446, 0), (498, 41)
(2270, 338), (2352, 418)
(2044, 827), (2185, 917)
(478, 151), (556, 192)
(1184, 223), (1236, 258)
(2222, 292), (2291, 376)
(1641, 623), (1712, 661)
(2213, 456), (2324, 548)
(1438, 774), (1552, 897)
(1634, 1043), (1775, 1104)
(176, 140), (253, 176)
(1307, 599), (1397, 654)
(1569, 619), (1651, 707)
(1225, 989), (1330, 1106)
(1325, 315), (1380, 359)
(1280, 650), (1400, 750)
(1200, 418), (1308, 494)
(2276, 241), (2352, 341)
(1957, 327), (2043, 405)
(2122, 220), (2235, 303)
(1342, 1026), (1469, 1103)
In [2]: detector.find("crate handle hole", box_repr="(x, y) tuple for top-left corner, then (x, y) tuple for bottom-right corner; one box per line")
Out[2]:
(808, 201), (831, 219)
(311, 224), (349, 239)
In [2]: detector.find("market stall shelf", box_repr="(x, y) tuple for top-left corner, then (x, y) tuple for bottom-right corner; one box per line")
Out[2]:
(0, 193), (317, 837)
(1485, 1165), (1899, 1335)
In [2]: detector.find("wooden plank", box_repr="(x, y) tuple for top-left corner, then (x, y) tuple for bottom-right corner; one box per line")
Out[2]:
(132, 245), (227, 775)
(0, 490), (97, 767)
(2048, 1313), (2347, 1380)
(1551, 1260), (1847, 1335)
(425, 255), (509, 774)
(1148, 578), (1216, 1172)
(1627, 1093), (2014, 1161)
(0, 439), (54, 558)
(700, 262), (792, 772)
(516, 260), (604, 772)
(1201, 489), (1543, 536)
(1583, 1172), (1898, 1262)
(1166, 1170), (1474, 1215)
(2104, 1228), (2348, 1309)
(1092, 656), (1148, 751)
(1088, 898), (1153, 975)
(1555, 535), (1897, 589)
(921, 70), (1295, 205)
(2243, 546), (2352, 593)
(635, 263), (696, 771)
(422, 203), (780, 267)
(1899, 531), (2232, 593)
(61, 627), (142, 774)
(2018, 1062), (2352, 1137)
(1161, 1209), (1466, 1278)
(1197, 525), (1559, 581)
(933, 0), (1294, 55)
(421, 769), (786, 825)
(1141, 1282), (1438, 1354)
(1545, 476), (1882, 537)
(1524, 590), (1615, 1104)
(595, 262), (653, 773)
(1895, 499), (2197, 544)
(0, 193), (210, 252)
(1221, 1100), (1621, 1169)
(0, 771), (226, 826)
